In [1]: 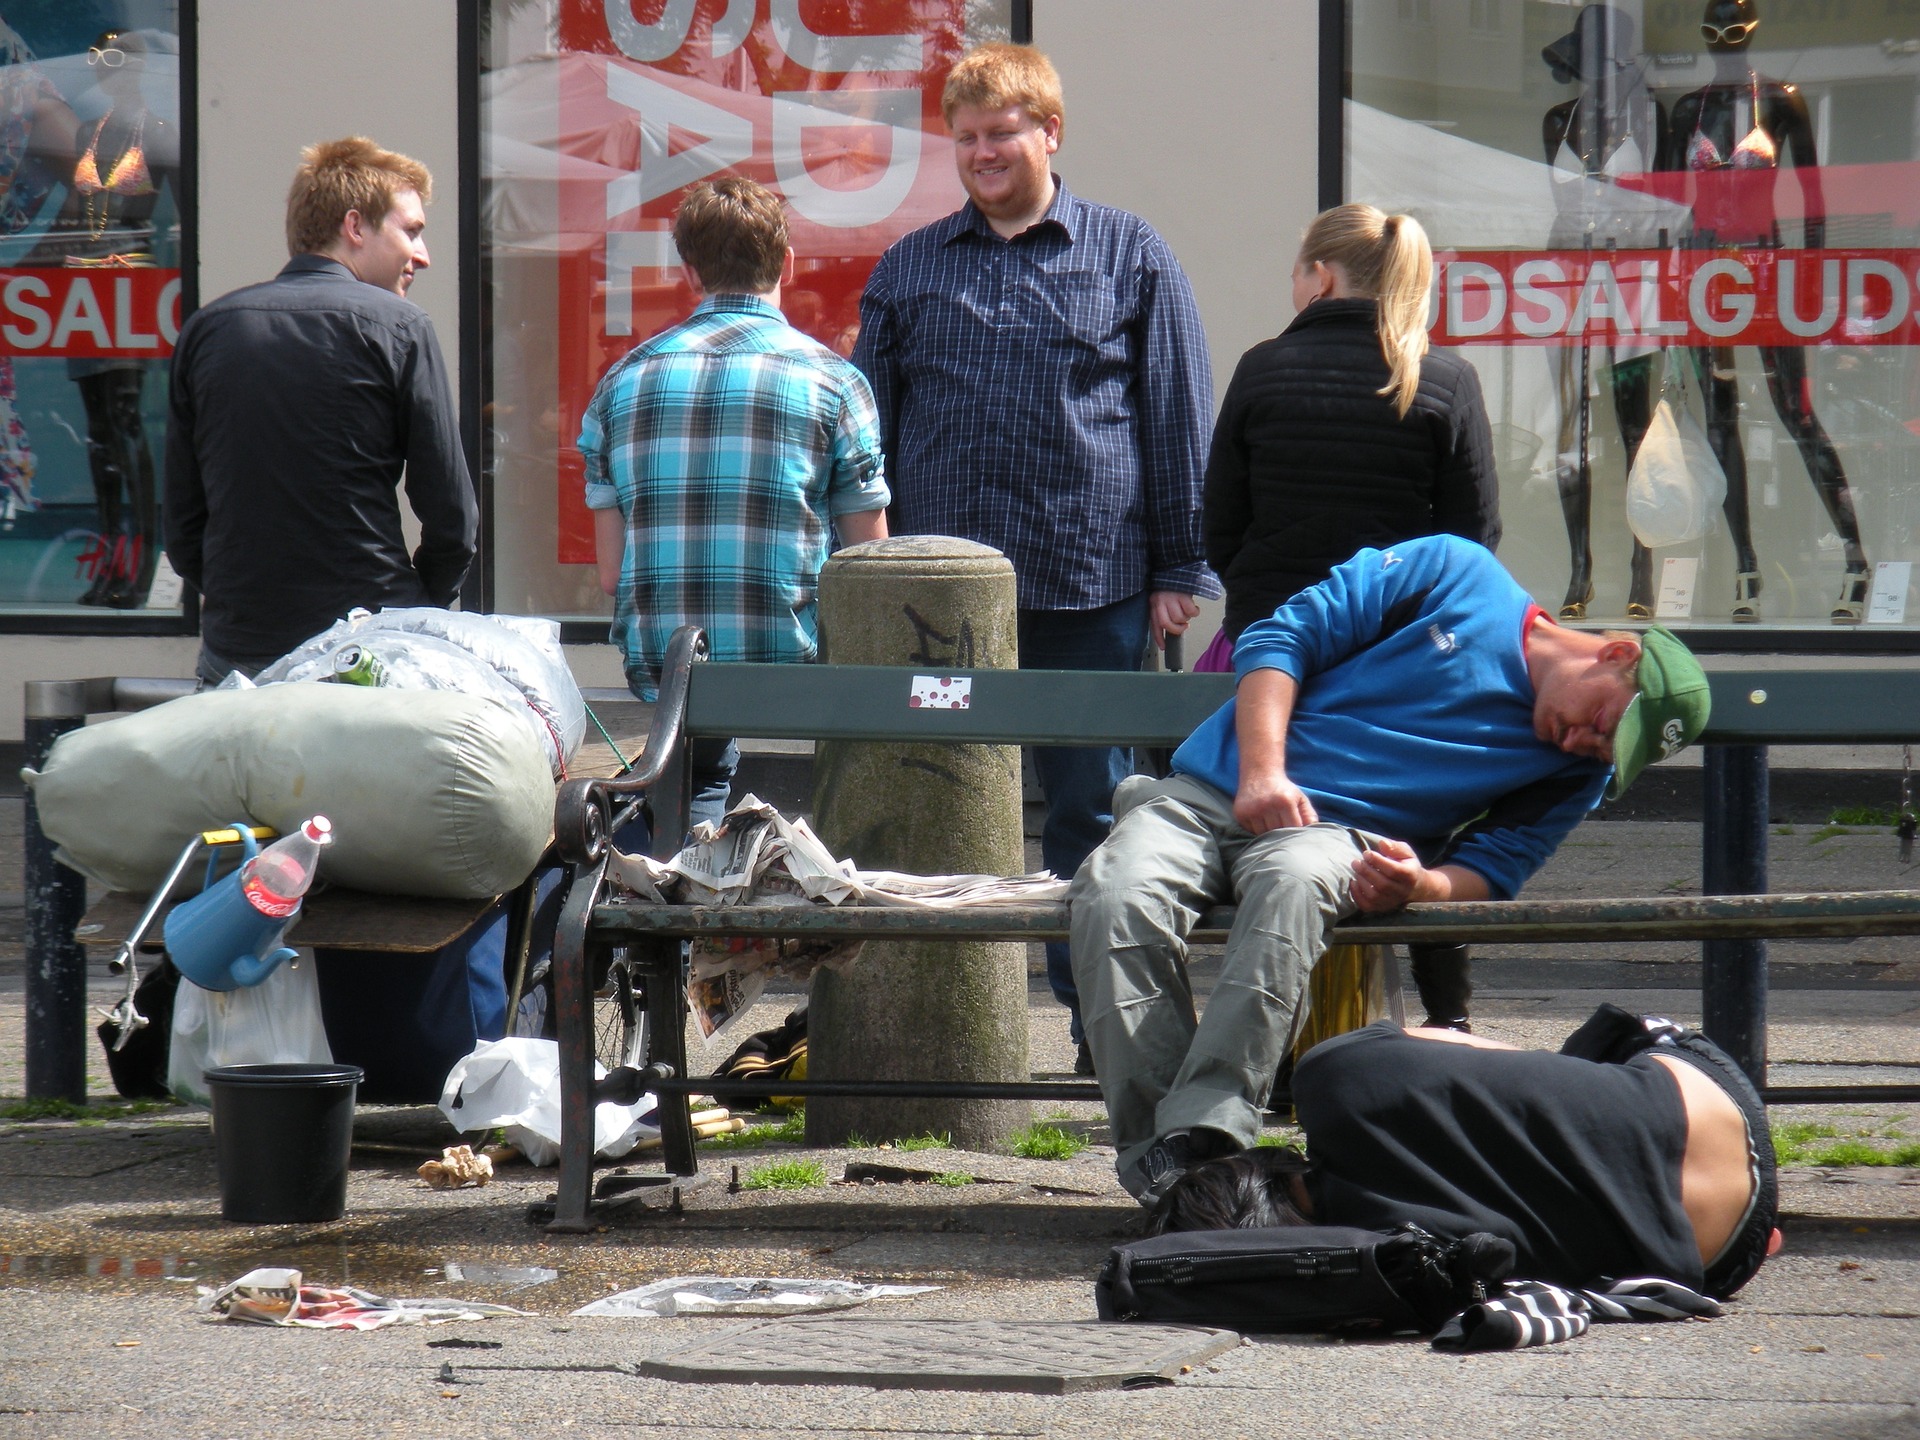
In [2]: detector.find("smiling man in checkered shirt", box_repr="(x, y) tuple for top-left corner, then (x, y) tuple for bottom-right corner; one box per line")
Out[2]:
(854, 44), (1219, 1069)
(579, 177), (890, 828)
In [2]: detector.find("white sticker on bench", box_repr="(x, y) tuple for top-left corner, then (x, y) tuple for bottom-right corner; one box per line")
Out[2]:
(909, 675), (972, 710)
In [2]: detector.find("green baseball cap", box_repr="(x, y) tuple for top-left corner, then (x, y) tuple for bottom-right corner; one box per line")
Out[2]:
(1607, 625), (1711, 800)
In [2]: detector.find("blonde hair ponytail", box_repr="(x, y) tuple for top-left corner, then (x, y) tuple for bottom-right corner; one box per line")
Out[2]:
(1297, 203), (1434, 419)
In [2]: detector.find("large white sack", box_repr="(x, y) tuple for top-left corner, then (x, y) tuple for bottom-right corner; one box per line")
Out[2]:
(25, 684), (554, 899)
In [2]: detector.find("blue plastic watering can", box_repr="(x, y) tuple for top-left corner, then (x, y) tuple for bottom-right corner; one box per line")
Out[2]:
(161, 823), (300, 991)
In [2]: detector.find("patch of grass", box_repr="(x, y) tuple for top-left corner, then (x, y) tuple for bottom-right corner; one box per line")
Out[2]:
(701, 1108), (809, 1151)
(1255, 1135), (1306, 1154)
(1774, 1119), (1920, 1168)
(894, 1133), (952, 1153)
(740, 1159), (827, 1191)
(844, 1132), (873, 1149)
(1772, 826), (1796, 837)
(932, 1171), (975, 1187)
(0, 1097), (174, 1124)
(1831, 806), (1898, 828)
(1805, 1140), (1890, 1168)
(1808, 826), (1853, 843)
(1010, 1122), (1087, 1160)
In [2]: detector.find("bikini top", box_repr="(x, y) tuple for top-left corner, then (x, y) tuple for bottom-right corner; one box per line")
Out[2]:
(74, 110), (155, 197)
(1686, 73), (1778, 171)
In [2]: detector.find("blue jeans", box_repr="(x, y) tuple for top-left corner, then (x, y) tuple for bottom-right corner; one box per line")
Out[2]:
(610, 735), (737, 855)
(1019, 593), (1151, 1042)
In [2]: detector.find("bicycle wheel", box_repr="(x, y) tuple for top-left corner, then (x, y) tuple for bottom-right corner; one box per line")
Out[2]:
(594, 948), (647, 1073)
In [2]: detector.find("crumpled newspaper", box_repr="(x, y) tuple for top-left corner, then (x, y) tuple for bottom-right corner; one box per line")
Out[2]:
(605, 795), (1066, 1040)
(197, 1268), (529, 1329)
(570, 1276), (940, 1318)
(418, 1144), (493, 1189)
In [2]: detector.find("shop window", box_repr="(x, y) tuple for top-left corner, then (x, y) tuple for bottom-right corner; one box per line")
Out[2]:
(1349, 0), (1920, 637)
(0, 3), (184, 619)
(478, 0), (1016, 621)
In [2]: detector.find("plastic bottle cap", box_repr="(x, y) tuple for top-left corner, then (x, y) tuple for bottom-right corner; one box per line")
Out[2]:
(303, 816), (334, 844)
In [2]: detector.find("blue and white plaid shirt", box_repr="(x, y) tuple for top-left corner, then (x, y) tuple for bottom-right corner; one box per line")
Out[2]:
(579, 294), (889, 696)
(854, 177), (1219, 611)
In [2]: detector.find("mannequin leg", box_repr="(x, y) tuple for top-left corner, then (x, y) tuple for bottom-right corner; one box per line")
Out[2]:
(1551, 344), (1594, 619)
(1609, 352), (1658, 617)
(1694, 346), (1763, 621)
(75, 372), (123, 605)
(100, 368), (157, 607)
(1758, 346), (1868, 623)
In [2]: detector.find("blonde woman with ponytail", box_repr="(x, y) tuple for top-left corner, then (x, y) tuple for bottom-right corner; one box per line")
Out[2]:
(1199, 202), (1499, 1031)
(1203, 203), (1499, 650)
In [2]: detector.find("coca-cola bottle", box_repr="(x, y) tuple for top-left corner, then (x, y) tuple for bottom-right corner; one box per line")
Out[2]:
(239, 816), (333, 919)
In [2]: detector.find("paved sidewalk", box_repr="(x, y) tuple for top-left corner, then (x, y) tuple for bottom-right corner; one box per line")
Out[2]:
(4, 796), (1920, 1437)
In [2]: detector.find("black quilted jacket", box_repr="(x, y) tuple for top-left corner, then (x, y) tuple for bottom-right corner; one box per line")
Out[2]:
(1204, 298), (1500, 641)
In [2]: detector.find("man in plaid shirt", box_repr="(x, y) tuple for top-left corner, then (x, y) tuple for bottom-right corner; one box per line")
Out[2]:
(854, 44), (1218, 1068)
(580, 177), (890, 827)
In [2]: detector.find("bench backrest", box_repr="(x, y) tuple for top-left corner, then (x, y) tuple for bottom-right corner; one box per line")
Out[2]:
(681, 662), (1920, 747)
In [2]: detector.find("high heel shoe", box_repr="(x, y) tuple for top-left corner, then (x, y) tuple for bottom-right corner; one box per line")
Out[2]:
(1558, 582), (1594, 622)
(1732, 571), (1762, 623)
(1832, 568), (1869, 625)
(1625, 600), (1653, 620)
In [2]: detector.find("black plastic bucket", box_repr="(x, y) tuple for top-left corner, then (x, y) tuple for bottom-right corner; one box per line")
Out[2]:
(204, 1063), (364, 1223)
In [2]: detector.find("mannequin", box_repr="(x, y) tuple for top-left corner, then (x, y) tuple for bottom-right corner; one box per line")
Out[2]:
(1540, 5), (1670, 620)
(62, 31), (173, 607)
(1668, 0), (1868, 622)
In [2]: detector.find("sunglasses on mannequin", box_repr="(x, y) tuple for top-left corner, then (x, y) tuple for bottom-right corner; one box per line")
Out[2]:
(87, 46), (127, 67)
(1700, 20), (1759, 43)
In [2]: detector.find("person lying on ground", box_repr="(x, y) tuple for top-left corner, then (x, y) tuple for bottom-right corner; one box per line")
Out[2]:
(1068, 534), (1712, 1207)
(1148, 1006), (1779, 1300)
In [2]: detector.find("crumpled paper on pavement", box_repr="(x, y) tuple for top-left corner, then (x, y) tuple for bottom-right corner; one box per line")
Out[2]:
(418, 1144), (493, 1189)
(570, 1276), (941, 1318)
(606, 795), (1066, 1040)
(197, 1267), (529, 1329)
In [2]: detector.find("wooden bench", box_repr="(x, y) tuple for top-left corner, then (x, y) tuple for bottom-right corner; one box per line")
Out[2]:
(541, 627), (1920, 1232)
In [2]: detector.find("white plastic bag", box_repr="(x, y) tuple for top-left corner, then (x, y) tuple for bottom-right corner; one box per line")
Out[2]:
(166, 957), (333, 1108)
(252, 608), (585, 776)
(1626, 365), (1726, 549)
(437, 1037), (656, 1166)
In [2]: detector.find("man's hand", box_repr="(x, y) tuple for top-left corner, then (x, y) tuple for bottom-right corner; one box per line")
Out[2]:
(1150, 590), (1200, 648)
(1234, 763), (1318, 834)
(1348, 838), (1430, 913)
(1347, 842), (1492, 913)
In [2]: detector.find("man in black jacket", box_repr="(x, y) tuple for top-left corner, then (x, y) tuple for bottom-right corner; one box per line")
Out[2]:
(164, 136), (476, 685)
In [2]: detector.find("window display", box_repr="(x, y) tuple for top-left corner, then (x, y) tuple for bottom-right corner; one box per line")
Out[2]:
(1351, 0), (1920, 634)
(480, 0), (1016, 619)
(0, 1), (181, 616)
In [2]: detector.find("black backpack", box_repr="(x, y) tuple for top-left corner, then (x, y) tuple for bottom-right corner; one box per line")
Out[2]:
(1095, 1223), (1515, 1334)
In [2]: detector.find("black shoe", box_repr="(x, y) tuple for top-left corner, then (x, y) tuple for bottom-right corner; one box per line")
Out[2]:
(1073, 1040), (1096, 1077)
(1422, 1015), (1472, 1033)
(1125, 1127), (1239, 1208)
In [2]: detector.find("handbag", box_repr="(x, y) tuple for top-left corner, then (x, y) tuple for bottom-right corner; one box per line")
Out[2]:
(1094, 1223), (1515, 1334)
(1625, 354), (1727, 549)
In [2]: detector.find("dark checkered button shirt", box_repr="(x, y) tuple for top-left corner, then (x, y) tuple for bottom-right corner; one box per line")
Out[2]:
(854, 177), (1219, 611)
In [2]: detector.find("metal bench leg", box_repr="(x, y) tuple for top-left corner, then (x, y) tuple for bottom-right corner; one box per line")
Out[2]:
(1702, 744), (1769, 1089)
(547, 854), (608, 1234)
(642, 937), (699, 1176)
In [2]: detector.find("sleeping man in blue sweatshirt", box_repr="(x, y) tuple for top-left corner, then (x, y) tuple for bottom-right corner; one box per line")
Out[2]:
(1067, 535), (1711, 1207)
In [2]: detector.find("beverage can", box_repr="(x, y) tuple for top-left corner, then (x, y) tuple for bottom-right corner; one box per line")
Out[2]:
(331, 645), (385, 687)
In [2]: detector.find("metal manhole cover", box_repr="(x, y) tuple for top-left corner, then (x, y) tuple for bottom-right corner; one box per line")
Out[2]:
(638, 1317), (1240, 1394)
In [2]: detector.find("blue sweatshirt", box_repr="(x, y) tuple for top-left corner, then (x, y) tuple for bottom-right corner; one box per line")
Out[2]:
(1170, 536), (1608, 899)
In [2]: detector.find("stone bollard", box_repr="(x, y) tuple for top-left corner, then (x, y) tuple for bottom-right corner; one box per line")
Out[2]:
(806, 537), (1029, 1148)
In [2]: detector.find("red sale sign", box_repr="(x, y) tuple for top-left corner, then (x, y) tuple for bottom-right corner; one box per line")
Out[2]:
(549, 0), (970, 562)
(0, 267), (180, 358)
(1431, 248), (1920, 349)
